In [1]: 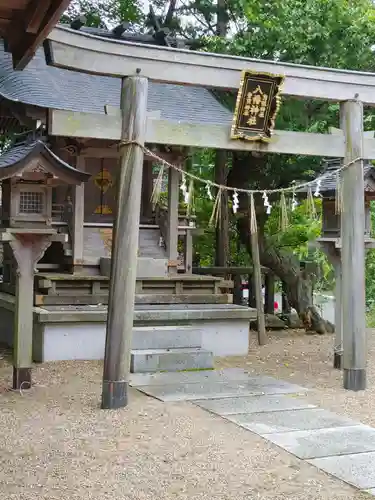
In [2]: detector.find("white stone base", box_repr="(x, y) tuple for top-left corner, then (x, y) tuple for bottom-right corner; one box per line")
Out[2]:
(35, 319), (249, 362)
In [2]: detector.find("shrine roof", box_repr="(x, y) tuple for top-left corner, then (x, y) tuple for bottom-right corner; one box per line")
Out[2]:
(0, 138), (90, 183)
(299, 159), (375, 195)
(321, 159), (375, 193)
(0, 35), (232, 128)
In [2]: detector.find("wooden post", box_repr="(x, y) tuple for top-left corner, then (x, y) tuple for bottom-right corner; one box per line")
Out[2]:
(184, 230), (193, 273)
(215, 151), (229, 271)
(101, 75), (148, 409)
(250, 230), (267, 345)
(340, 100), (366, 391)
(264, 272), (275, 314)
(247, 274), (256, 308)
(333, 260), (343, 369)
(281, 282), (291, 314)
(233, 273), (243, 305)
(141, 160), (153, 221)
(167, 166), (179, 274)
(72, 155), (85, 272)
(8, 235), (52, 389)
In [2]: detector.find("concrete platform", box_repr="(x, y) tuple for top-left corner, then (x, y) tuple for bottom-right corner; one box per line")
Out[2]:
(0, 295), (255, 362)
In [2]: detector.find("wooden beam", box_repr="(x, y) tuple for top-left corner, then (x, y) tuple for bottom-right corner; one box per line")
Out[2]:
(340, 100), (366, 391)
(11, 0), (71, 70)
(80, 146), (183, 163)
(46, 26), (375, 104)
(49, 109), (366, 158)
(329, 127), (375, 138)
(193, 266), (271, 274)
(0, 0), (29, 8)
(24, 0), (51, 34)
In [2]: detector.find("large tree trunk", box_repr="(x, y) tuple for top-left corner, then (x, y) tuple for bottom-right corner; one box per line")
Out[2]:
(237, 212), (334, 334)
(229, 152), (334, 335)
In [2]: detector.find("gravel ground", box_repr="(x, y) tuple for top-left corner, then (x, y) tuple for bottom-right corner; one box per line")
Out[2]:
(217, 328), (375, 427)
(0, 336), (373, 500)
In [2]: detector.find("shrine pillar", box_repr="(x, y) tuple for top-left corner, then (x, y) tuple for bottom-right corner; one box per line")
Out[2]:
(72, 155), (85, 272)
(340, 100), (366, 391)
(102, 75), (148, 410)
(166, 166), (179, 274)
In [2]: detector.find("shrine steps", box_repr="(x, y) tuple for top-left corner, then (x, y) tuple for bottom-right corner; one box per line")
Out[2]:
(130, 326), (214, 373)
(130, 348), (214, 373)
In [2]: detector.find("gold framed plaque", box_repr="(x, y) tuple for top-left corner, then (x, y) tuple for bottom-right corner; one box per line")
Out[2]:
(231, 70), (284, 142)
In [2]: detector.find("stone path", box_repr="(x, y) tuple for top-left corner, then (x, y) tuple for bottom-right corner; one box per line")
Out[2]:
(130, 368), (375, 496)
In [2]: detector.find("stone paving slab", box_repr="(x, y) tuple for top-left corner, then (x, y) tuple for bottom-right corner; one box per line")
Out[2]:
(136, 381), (265, 401)
(132, 369), (375, 494)
(308, 452), (375, 490)
(232, 378), (308, 395)
(136, 376), (307, 402)
(224, 408), (358, 435)
(194, 394), (316, 415)
(130, 368), (252, 387)
(266, 425), (375, 459)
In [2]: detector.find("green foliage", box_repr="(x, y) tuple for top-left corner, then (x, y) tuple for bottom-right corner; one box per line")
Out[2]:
(61, 0), (143, 27)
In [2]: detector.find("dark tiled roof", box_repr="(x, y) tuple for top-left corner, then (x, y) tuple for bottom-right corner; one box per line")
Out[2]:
(0, 39), (232, 126)
(299, 159), (375, 194)
(78, 26), (193, 48)
(0, 140), (37, 169)
(0, 138), (90, 182)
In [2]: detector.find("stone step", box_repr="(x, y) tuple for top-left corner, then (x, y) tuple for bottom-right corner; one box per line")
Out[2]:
(130, 347), (214, 373)
(132, 326), (202, 350)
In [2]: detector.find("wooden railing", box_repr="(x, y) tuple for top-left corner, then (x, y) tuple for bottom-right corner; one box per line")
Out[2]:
(193, 266), (287, 314)
(155, 204), (200, 272)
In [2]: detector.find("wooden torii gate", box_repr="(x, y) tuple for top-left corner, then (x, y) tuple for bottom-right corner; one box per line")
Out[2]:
(45, 26), (375, 407)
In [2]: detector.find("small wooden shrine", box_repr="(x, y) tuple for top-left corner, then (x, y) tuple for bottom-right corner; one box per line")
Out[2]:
(0, 134), (90, 388)
(318, 159), (375, 244)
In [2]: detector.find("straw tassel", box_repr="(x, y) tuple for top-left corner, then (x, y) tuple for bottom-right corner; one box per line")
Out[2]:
(306, 186), (317, 219)
(186, 179), (194, 217)
(209, 188), (222, 228)
(151, 164), (165, 209)
(249, 193), (258, 234)
(279, 192), (289, 231)
(335, 171), (343, 214)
